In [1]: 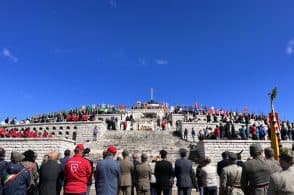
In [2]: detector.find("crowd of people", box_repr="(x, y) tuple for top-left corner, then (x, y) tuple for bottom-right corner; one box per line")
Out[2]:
(1, 105), (121, 125)
(4, 102), (293, 126)
(1, 143), (293, 195)
(0, 127), (54, 138)
(179, 121), (294, 142)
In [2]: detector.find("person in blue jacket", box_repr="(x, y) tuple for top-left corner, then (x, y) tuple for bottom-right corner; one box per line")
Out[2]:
(3, 151), (31, 195)
(95, 146), (120, 195)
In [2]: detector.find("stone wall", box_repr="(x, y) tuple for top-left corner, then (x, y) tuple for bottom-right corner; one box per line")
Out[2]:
(0, 138), (75, 164)
(198, 140), (294, 165)
(171, 114), (184, 127)
(2, 121), (105, 144)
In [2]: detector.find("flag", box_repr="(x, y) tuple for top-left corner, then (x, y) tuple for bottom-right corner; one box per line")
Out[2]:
(194, 102), (202, 110)
(244, 106), (249, 113)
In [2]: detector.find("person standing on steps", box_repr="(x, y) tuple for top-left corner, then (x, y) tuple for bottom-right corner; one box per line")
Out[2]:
(191, 128), (196, 143)
(184, 128), (188, 141)
(93, 126), (98, 141)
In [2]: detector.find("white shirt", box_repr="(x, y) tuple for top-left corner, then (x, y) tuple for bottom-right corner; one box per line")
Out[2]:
(200, 164), (218, 187)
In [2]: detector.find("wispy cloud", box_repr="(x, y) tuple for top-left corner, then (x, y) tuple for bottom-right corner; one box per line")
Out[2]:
(105, 0), (117, 8)
(138, 58), (146, 66)
(154, 58), (168, 65)
(1, 48), (18, 63)
(286, 40), (294, 56)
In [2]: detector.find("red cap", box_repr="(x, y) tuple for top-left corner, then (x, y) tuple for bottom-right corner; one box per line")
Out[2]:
(107, 146), (117, 154)
(75, 144), (85, 150)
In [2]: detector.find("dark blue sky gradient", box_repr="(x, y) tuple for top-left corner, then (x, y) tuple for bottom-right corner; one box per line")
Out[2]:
(0, 0), (293, 121)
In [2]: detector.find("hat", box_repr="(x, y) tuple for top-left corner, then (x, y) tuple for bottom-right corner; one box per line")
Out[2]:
(11, 151), (25, 163)
(107, 146), (117, 154)
(23, 149), (37, 160)
(75, 144), (85, 150)
(279, 148), (294, 163)
(228, 152), (237, 161)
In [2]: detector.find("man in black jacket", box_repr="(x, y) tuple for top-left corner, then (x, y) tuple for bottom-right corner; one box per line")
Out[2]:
(217, 151), (229, 176)
(155, 150), (174, 195)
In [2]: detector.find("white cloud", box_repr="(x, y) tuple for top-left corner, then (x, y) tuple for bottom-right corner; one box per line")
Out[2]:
(1, 48), (18, 63)
(286, 40), (294, 56)
(286, 46), (294, 55)
(154, 58), (168, 65)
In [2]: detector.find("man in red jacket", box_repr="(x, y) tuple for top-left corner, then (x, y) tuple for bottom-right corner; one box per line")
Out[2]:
(64, 144), (92, 195)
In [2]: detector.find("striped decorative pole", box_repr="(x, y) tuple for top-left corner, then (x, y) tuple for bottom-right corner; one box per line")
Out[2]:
(268, 87), (281, 160)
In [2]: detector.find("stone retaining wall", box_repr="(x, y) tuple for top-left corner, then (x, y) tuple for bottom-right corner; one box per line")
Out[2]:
(198, 140), (294, 165)
(2, 121), (105, 143)
(0, 138), (75, 164)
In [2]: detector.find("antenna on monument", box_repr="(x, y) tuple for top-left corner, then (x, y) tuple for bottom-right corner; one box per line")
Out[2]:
(150, 88), (154, 101)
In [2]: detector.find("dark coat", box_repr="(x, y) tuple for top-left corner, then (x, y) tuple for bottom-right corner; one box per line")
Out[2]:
(217, 159), (229, 176)
(39, 160), (62, 195)
(0, 159), (9, 195)
(154, 160), (173, 189)
(3, 162), (31, 195)
(175, 158), (194, 188)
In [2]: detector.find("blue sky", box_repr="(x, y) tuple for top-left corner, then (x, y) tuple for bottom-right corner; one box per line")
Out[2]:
(0, 0), (294, 121)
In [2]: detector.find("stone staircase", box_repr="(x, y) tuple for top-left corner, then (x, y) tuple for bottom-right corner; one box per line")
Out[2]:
(86, 128), (191, 163)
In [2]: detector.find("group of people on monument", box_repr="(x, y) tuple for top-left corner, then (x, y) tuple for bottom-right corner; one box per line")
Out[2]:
(1, 105), (121, 125)
(181, 121), (294, 141)
(0, 128), (53, 138)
